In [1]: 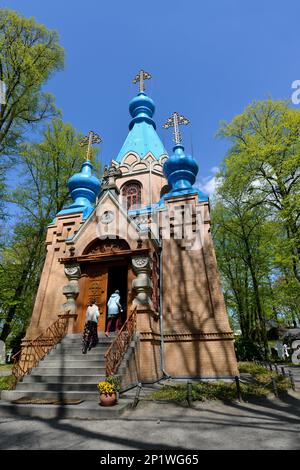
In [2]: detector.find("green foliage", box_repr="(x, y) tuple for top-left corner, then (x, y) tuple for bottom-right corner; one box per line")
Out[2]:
(0, 365), (12, 371)
(0, 119), (100, 343)
(147, 385), (187, 403)
(238, 361), (270, 375)
(146, 381), (276, 403)
(146, 363), (290, 403)
(217, 99), (300, 285)
(0, 8), (64, 155)
(98, 375), (121, 392)
(0, 374), (16, 391)
(10, 118), (97, 219)
(234, 338), (265, 361)
(213, 99), (300, 351)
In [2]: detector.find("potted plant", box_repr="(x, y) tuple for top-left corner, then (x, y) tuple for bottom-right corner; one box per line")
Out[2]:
(97, 376), (120, 406)
(106, 374), (121, 398)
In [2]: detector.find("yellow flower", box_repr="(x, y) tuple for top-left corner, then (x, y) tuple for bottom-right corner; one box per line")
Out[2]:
(97, 381), (115, 395)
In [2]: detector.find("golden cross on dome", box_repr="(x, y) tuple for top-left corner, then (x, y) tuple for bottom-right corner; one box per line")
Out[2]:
(163, 112), (190, 144)
(132, 69), (152, 92)
(80, 130), (102, 160)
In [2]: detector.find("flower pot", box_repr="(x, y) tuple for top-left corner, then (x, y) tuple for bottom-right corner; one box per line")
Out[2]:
(99, 392), (117, 407)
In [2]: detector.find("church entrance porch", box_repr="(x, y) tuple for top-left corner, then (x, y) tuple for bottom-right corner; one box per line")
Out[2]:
(107, 264), (128, 328)
(74, 260), (130, 334)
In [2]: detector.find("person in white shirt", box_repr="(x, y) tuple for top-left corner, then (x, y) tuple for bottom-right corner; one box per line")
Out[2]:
(105, 290), (123, 337)
(82, 299), (100, 354)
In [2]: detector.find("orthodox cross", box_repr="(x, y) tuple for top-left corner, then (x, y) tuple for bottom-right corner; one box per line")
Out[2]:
(132, 69), (152, 92)
(80, 130), (102, 160)
(163, 112), (190, 144)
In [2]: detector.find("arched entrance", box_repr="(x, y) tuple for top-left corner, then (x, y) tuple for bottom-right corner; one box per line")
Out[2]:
(73, 238), (135, 333)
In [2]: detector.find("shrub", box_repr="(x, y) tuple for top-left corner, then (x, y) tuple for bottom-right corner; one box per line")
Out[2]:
(0, 375), (16, 391)
(234, 337), (265, 361)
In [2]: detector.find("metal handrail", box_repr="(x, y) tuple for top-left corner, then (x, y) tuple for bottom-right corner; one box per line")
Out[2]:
(12, 314), (72, 381)
(105, 305), (137, 376)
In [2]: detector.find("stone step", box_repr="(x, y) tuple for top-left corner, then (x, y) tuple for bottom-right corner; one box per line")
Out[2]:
(0, 399), (131, 420)
(1, 389), (99, 401)
(35, 359), (105, 368)
(30, 366), (106, 375)
(22, 375), (102, 384)
(51, 346), (109, 354)
(45, 351), (105, 362)
(59, 340), (113, 346)
(15, 382), (99, 392)
(61, 336), (115, 345)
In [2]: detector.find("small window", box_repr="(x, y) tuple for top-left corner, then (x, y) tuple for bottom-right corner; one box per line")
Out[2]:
(160, 184), (171, 198)
(122, 182), (142, 210)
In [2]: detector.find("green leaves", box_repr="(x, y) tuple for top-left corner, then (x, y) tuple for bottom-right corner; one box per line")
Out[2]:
(213, 99), (300, 350)
(0, 118), (100, 343)
(0, 8), (64, 154)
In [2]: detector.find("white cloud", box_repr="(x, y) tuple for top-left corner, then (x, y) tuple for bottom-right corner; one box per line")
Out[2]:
(210, 166), (219, 175)
(196, 166), (220, 197)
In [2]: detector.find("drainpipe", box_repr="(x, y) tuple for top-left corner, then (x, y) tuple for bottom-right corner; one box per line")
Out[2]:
(159, 239), (172, 379)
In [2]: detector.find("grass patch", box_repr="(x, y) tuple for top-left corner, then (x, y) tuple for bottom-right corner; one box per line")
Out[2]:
(0, 374), (16, 391)
(145, 362), (291, 403)
(0, 364), (13, 371)
(238, 361), (291, 391)
(146, 382), (256, 403)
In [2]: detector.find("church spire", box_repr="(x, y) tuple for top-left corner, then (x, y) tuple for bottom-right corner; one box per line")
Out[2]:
(115, 71), (167, 162)
(162, 112), (207, 200)
(132, 69), (152, 93)
(57, 131), (101, 220)
(80, 130), (102, 161)
(163, 112), (190, 145)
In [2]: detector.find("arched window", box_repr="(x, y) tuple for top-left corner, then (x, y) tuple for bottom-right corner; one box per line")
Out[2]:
(121, 182), (142, 210)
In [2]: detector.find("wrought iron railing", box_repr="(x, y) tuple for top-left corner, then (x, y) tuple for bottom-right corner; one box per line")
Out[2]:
(12, 314), (73, 381)
(105, 305), (137, 376)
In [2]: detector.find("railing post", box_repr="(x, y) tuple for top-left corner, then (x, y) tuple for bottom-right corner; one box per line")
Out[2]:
(271, 377), (279, 398)
(132, 382), (142, 408)
(187, 381), (193, 407)
(281, 366), (286, 376)
(288, 371), (295, 391)
(274, 364), (279, 375)
(235, 376), (242, 402)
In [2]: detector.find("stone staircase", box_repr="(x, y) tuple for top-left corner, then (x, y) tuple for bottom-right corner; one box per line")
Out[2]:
(2, 333), (118, 403)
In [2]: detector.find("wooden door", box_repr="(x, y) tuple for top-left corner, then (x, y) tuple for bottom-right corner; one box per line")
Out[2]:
(75, 264), (108, 332)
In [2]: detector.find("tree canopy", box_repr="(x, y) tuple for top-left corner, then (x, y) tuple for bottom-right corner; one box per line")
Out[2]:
(212, 99), (300, 357)
(0, 8), (64, 155)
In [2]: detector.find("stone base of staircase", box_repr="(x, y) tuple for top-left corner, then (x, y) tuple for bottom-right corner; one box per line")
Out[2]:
(0, 332), (133, 419)
(0, 399), (131, 420)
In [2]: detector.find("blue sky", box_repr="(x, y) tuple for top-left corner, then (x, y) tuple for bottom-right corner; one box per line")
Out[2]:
(3, 0), (300, 195)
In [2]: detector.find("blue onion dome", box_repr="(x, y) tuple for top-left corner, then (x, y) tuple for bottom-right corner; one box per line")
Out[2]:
(163, 144), (199, 192)
(67, 160), (101, 206)
(129, 91), (156, 130)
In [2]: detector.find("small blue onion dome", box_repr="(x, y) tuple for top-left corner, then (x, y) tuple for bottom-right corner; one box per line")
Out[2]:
(67, 160), (101, 207)
(129, 91), (156, 130)
(163, 144), (198, 192)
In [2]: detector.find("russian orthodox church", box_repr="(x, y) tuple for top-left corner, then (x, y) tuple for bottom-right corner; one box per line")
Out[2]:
(10, 71), (238, 395)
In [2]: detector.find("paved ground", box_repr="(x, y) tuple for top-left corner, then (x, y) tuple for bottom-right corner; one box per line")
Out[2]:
(0, 393), (299, 450)
(0, 366), (299, 450)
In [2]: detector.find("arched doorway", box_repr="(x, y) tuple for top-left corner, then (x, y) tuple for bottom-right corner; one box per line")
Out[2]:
(74, 238), (134, 333)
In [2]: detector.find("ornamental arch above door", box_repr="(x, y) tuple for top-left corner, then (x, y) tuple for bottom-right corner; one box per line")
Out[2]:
(73, 237), (132, 333)
(82, 237), (131, 256)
